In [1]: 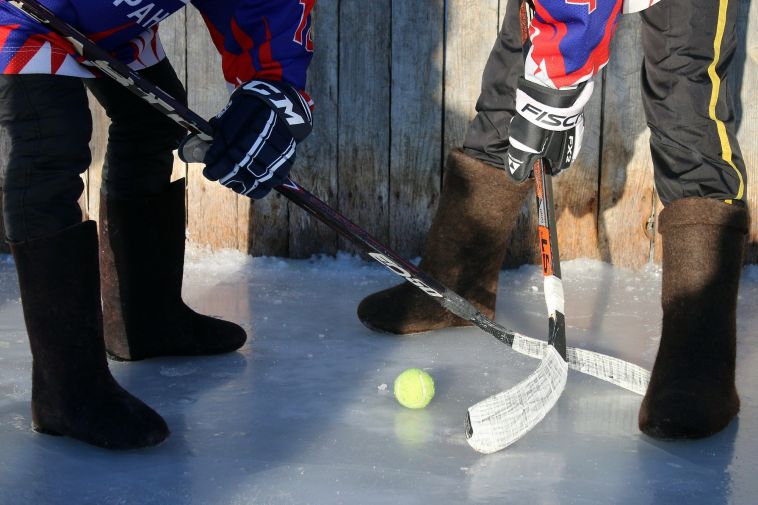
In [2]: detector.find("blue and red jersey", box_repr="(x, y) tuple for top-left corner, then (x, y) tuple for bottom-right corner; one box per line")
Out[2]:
(0, 0), (314, 91)
(525, 0), (660, 89)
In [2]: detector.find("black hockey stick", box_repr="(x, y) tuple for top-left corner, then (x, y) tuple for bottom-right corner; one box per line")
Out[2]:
(7, 0), (649, 398)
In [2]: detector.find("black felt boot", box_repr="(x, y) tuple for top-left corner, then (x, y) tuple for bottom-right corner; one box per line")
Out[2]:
(639, 198), (748, 439)
(100, 179), (246, 361)
(357, 149), (532, 334)
(11, 221), (169, 449)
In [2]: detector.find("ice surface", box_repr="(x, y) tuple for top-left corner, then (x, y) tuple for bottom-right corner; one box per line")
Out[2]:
(0, 250), (756, 505)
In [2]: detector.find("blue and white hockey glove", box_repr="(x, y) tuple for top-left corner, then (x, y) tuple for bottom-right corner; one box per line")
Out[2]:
(506, 77), (594, 182)
(179, 80), (312, 199)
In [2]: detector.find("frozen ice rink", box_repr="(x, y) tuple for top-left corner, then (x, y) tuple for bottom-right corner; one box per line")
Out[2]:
(0, 251), (756, 505)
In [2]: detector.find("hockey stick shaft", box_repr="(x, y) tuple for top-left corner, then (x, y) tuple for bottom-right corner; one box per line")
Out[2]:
(534, 162), (567, 356)
(520, 0), (567, 358)
(8, 0), (649, 394)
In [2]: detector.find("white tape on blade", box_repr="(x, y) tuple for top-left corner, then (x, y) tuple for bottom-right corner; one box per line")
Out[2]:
(544, 275), (565, 317)
(513, 334), (650, 395)
(568, 347), (650, 395)
(466, 346), (568, 454)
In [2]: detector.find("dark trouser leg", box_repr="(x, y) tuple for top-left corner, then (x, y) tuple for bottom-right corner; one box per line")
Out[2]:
(87, 59), (246, 360)
(84, 58), (188, 200)
(639, 0), (747, 439)
(0, 75), (91, 241)
(462, 0), (523, 169)
(641, 0), (747, 205)
(0, 74), (168, 448)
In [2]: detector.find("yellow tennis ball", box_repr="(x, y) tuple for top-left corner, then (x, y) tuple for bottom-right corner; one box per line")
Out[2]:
(394, 368), (435, 409)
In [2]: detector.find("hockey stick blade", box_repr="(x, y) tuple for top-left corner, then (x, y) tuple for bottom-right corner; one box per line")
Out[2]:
(466, 331), (651, 453)
(514, 335), (650, 395)
(466, 345), (567, 453)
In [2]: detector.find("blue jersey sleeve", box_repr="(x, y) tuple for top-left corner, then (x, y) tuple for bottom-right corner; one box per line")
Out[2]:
(191, 0), (314, 91)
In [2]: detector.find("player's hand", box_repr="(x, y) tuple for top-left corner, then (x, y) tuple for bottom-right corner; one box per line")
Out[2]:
(179, 80), (312, 199)
(506, 77), (593, 182)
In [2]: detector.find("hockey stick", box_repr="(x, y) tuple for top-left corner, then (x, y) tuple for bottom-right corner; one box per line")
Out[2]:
(466, 154), (568, 453)
(7, 0), (650, 398)
(467, 161), (569, 452)
(468, 0), (630, 452)
(467, 0), (571, 453)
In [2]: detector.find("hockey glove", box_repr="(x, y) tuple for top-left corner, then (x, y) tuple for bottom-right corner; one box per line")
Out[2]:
(506, 77), (594, 182)
(179, 80), (313, 199)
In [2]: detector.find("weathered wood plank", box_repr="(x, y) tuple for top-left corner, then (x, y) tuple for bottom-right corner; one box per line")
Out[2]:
(653, 196), (663, 265)
(737, 0), (758, 262)
(288, 0), (339, 258)
(599, 13), (656, 269)
(444, 0), (500, 155)
(337, 0), (391, 254)
(553, 89), (602, 262)
(388, 0), (445, 258)
(185, 7), (250, 252)
(83, 92), (108, 223)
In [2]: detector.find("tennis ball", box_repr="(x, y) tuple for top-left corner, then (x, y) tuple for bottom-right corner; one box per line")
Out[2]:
(394, 368), (435, 409)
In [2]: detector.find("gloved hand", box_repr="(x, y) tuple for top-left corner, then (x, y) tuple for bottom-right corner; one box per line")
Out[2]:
(506, 77), (594, 182)
(179, 80), (312, 199)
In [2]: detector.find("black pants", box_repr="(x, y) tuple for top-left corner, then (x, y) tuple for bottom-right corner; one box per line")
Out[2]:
(0, 58), (187, 242)
(463, 0), (747, 206)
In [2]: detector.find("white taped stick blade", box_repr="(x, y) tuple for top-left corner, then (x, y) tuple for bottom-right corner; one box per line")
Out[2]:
(512, 334), (650, 395)
(466, 346), (568, 454)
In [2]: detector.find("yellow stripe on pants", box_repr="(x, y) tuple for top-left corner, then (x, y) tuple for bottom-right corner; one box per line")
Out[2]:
(707, 0), (744, 203)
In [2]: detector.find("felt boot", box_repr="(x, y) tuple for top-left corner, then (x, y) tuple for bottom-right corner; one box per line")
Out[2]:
(11, 221), (169, 449)
(639, 197), (748, 439)
(100, 179), (246, 361)
(357, 149), (532, 334)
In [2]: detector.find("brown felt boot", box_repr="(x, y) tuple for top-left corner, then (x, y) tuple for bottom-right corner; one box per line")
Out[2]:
(100, 179), (246, 361)
(11, 221), (169, 449)
(639, 198), (748, 439)
(357, 149), (532, 334)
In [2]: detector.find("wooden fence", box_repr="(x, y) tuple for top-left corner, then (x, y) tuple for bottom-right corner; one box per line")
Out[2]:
(1, 0), (756, 270)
